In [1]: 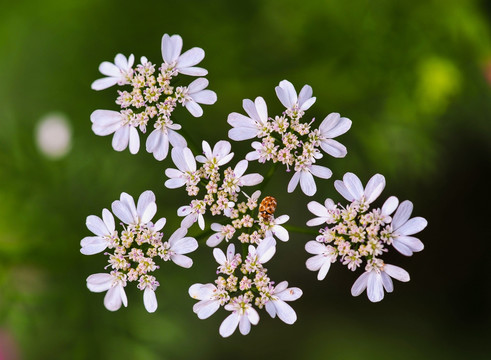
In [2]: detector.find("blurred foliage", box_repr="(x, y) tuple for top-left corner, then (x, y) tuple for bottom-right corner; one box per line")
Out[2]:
(1, 0), (490, 359)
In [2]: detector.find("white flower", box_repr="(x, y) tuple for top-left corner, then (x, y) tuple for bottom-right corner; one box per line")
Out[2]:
(265, 281), (302, 324)
(165, 147), (197, 189)
(275, 80), (316, 112)
(306, 199), (337, 226)
(227, 97), (269, 141)
(219, 296), (260, 337)
(213, 243), (237, 268)
(90, 110), (140, 154)
(351, 263), (410, 303)
(207, 223), (235, 247)
(146, 121), (187, 161)
(334, 172), (386, 204)
(161, 34), (207, 76)
(111, 190), (158, 226)
(389, 200), (427, 256)
(305, 241), (337, 280)
(181, 78), (217, 117)
(196, 140), (234, 168)
(91, 53), (134, 90)
(265, 215), (290, 242)
(80, 208), (116, 255)
(287, 164), (333, 196)
(86, 272), (127, 311)
(165, 227), (199, 268)
(177, 201), (206, 230)
(189, 283), (222, 319)
(317, 112), (352, 158)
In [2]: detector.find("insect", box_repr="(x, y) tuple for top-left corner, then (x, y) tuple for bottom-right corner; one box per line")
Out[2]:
(259, 196), (277, 222)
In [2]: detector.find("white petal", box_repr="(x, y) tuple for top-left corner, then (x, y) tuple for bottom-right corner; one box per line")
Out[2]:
(384, 264), (410, 282)
(392, 200), (414, 230)
(306, 218), (328, 227)
(111, 200), (134, 225)
(112, 126), (130, 152)
(305, 241), (326, 255)
(172, 237), (198, 254)
(168, 129), (187, 148)
(274, 299), (297, 324)
(239, 315), (251, 335)
(317, 260), (332, 280)
(171, 254), (193, 268)
(300, 171), (316, 196)
(343, 172), (364, 201)
(256, 237), (276, 263)
(394, 236), (424, 254)
(219, 313), (239, 338)
(168, 227), (187, 245)
(213, 248), (226, 265)
(265, 301), (276, 318)
(104, 285), (125, 311)
(91, 77), (119, 91)
(320, 139), (347, 158)
(187, 78), (208, 93)
(397, 217), (427, 236)
(153, 218), (167, 231)
(165, 178), (187, 189)
(364, 174), (385, 204)
(86, 215), (108, 236)
(351, 271), (369, 297)
(98, 61), (121, 77)
(143, 288), (158, 313)
(254, 97), (268, 124)
(239, 174), (264, 186)
(86, 273), (113, 292)
(161, 34), (182, 63)
(234, 160), (248, 178)
(179, 66), (208, 76)
(310, 165), (332, 179)
(229, 127), (259, 141)
(80, 237), (108, 255)
(90, 110), (123, 136)
(287, 171), (301, 193)
(307, 201), (329, 217)
(380, 271), (394, 293)
(247, 307), (260, 325)
(382, 196), (399, 217)
(195, 300), (220, 319)
(367, 272), (384, 302)
(206, 233), (224, 247)
(273, 225), (289, 242)
(320, 113), (352, 138)
(128, 126), (140, 154)
(185, 100), (203, 117)
(177, 47), (205, 69)
(227, 112), (257, 129)
(334, 180), (355, 201)
(137, 191), (156, 219)
(189, 283), (216, 300)
(192, 90), (217, 105)
(277, 287), (303, 301)
(306, 254), (325, 272)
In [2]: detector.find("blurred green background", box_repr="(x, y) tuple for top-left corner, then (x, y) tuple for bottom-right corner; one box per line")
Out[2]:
(1, 0), (490, 359)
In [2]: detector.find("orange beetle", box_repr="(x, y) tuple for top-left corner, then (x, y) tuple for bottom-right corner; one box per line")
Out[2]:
(259, 196), (277, 222)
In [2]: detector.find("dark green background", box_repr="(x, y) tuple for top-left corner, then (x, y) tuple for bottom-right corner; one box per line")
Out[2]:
(1, 0), (490, 359)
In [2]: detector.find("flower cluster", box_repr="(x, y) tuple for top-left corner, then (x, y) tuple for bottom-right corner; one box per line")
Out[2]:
(81, 191), (198, 312)
(189, 241), (302, 337)
(305, 172), (427, 302)
(90, 34), (217, 160)
(228, 80), (351, 196)
(165, 141), (264, 230)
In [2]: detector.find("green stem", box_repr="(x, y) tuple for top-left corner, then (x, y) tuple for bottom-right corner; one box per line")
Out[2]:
(283, 224), (318, 236)
(259, 163), (278, 191)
